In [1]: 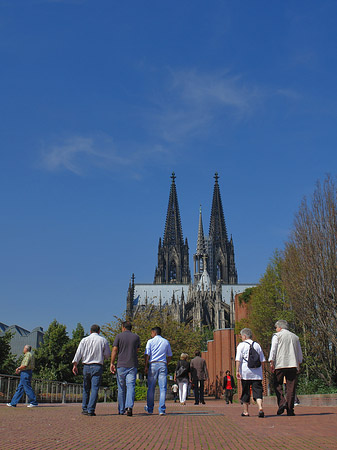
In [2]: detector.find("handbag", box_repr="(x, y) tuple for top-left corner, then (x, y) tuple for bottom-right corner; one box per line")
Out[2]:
(176, 364), (187, 378)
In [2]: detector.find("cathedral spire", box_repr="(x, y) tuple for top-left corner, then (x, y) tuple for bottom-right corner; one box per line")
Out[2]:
(207, 173), (237, 284)
(196, 205), (206, 256)
(209, 172), (228, 246)
(154, 173), (191, 284)
(163, 172), (184, 246)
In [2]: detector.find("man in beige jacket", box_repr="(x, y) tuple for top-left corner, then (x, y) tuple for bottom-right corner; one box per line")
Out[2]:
(269, 320), (303, 416)
(190, 351), (208, 405)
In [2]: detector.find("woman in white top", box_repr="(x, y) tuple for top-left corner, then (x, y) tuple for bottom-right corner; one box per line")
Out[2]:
(235, 328), (266, 417)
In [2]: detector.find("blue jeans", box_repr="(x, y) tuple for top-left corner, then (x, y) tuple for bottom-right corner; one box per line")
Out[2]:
(117, 367), (137, 414)
(82, 364), (103, 413)
(10, 370), (38, 406)
(146, 362), (167, 414)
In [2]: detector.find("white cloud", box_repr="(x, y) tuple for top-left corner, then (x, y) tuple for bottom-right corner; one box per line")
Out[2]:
(151, 69), (261, 143)
(38, 134), (172, 177)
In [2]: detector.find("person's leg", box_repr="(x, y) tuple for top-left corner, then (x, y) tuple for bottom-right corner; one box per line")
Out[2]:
(9, 374), (25, 406)
(146, 363), (159, 413)
(125, 367), (137, 410)
(199, 380), (205, 403)
(181, 381), (188, 404)
(252, 380), (264, 416)
(117, 367), (127, 414)
(240, 380), (251, 416)
(22, 371), (38, 405)
(274, 369), (286, 412)
(225, 389), (229, 404)
(194, 380), (200, 404)
(178, 381), (184, 403)
(87, 364), (103, 414)
(82, 365), (91, 412)
(284, 368), (297, 415)
(157, 363), (168, 414)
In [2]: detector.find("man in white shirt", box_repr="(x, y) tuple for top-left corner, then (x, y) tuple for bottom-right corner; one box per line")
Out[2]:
(236, 328), (265, 418)
(269, 320), (303, 416)
(144, 326), (172, 415)
(72, 324), (111, 416)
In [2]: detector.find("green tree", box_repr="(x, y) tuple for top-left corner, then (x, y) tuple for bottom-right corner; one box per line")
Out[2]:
(0, 331), (18, 374)
(34, 320), (74, 381)
(236, 252), (295, 358)
(283, 175), (337, 386)
(102, 306), (203, 375)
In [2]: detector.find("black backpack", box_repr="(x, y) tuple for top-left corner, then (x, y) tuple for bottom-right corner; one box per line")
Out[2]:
(244, 341), (261, 369)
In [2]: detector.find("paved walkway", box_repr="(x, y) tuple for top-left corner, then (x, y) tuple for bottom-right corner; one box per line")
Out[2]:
(1, 399), (337, 450)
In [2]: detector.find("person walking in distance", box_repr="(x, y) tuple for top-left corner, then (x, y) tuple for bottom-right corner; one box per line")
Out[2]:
(236, 328), (265, 417)
(110, 321), (140, 417)
(144, 326), (172, 416)
(223, 370), (235, 404)
(72, 324), (111, 416)
(190, 351), (208, 405)
(174, 353), (190, 406)
(269, 320), (303, 417)
(7, 345), (38, 408)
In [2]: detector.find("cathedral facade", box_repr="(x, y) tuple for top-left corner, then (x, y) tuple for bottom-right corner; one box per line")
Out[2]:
(126, 172), (254, 330)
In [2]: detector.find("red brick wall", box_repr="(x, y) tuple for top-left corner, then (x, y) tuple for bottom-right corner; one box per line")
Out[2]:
(202, 294), (268, 399)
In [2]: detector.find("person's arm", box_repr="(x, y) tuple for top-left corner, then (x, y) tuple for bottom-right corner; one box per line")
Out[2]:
(16, 354), (29, 374)
(110, 346), (118, 374)
(72, 340), (83, 376)
(297, 339), (303, 372)
(144, 354), (149, 375)
(103, 340), (111, 360)
(204, 360), (209, 380)
(269, 334), (278, 373)
(166, 356), (172, 365)
(235, 360), (241, 379)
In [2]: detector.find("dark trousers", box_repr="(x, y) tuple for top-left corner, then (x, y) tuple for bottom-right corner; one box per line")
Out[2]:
(225, 389), (233, 404)
(274, 368), (297, 413)
(193, 379), (205, 404)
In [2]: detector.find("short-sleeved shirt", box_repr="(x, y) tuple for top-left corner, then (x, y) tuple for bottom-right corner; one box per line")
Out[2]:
(145, 335), (172, 363)
(22, 352), (35, 371)
(113, 330), (140, 368)
(235, 339), (265, 380)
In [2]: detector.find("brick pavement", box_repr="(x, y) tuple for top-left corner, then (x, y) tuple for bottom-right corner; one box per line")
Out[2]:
(1, 400), (337, 450)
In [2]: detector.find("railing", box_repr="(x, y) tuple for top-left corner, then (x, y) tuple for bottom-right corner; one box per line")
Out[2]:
(0, 374), (113, 404)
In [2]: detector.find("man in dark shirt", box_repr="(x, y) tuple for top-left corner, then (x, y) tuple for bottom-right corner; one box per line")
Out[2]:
(110, 321), (140, 416)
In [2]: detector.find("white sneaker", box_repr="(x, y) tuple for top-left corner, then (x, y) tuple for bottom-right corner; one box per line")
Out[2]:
(144, 406), (152, 414)
(27, 404), (38, 408)
(6, 403), (14, 407)
(159, 412), (166, 416)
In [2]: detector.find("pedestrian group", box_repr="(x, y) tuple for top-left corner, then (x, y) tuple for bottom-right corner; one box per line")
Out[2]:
(7, 319), (302, 419)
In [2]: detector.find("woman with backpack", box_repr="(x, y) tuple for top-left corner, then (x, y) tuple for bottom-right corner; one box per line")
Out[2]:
(174, 353), (191, 405)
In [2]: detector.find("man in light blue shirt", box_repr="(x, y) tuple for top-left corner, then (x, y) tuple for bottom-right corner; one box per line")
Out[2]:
(144, 326), (172, 415)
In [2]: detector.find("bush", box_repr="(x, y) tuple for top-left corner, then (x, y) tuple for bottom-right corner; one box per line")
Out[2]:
(297, 377), (337, 395)
(135, 380), (147, 401)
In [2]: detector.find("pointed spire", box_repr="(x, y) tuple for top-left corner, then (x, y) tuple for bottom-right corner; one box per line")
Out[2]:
(209, 172), (228, 246)
(163, 172), (184, 246)
(196, 205), (206, 256)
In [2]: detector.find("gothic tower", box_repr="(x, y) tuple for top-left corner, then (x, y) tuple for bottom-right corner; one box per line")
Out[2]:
(208, 173), (238, 284)
(154, 173), (191, 284)
(193, 206), (207, 285)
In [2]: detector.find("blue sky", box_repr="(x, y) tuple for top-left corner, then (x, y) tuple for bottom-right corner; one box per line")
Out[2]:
(1, 0), (337, 335)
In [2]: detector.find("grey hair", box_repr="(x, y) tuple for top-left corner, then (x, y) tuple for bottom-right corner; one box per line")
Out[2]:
(25, 345), (32, 351)
(240, 328), (252, 339)
(275, 320), (289, 330)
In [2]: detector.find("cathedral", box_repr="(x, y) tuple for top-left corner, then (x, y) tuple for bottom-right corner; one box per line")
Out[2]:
(126, 172), (254, 330)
